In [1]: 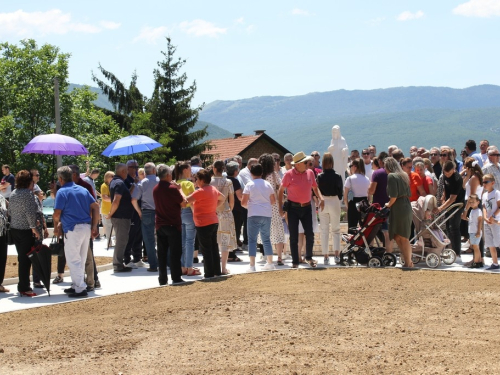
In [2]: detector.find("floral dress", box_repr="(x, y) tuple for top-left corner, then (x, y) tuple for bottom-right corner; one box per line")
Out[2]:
(211, 177), (237, 252)
(265, 172), (285, 244)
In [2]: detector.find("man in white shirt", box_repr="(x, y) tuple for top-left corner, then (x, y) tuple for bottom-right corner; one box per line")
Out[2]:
(361, 148), (373, 180)
(480, 140), (489, 164)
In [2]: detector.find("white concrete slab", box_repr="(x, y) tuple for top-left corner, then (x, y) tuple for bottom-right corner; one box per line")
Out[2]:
(1, 238), (498, 315)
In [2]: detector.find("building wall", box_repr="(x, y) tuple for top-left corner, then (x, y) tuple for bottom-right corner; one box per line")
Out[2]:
(240, 138), (287, 163)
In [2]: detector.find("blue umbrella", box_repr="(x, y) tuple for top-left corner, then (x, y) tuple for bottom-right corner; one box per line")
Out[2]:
(101, 135), (162, 157)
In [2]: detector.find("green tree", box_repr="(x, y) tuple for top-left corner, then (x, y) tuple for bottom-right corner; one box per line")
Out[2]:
(0, 39), (71, 180)
(149, 37), (208, 161)
(91, 65), (146, 132)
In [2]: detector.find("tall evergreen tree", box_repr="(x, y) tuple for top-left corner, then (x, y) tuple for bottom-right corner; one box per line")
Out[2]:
(91, 65), (146, 131)
(149, 37), (208, 161)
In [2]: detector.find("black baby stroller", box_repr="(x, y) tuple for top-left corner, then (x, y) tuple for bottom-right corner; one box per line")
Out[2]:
(340, 201), (397, 267)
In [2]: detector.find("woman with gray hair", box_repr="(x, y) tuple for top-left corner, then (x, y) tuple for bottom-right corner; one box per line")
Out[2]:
(384, 157), (413, 267)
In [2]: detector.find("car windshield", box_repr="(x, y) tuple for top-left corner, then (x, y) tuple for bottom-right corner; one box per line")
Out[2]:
(43, 197), (54, 207)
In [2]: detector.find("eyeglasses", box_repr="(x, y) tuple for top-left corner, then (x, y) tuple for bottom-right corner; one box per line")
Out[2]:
(311, 154), (320, 157)
(484, 180), (492, 184)
(491, 154), (500, 157)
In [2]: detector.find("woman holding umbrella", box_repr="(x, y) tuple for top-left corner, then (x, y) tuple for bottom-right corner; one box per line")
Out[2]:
(8, 170), (40, 297)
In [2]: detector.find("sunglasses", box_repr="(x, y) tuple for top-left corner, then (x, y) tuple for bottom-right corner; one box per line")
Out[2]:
(484, 180), (492, 184)
(311, 154), (320, 157)
(491, 154), (500, 157)
(362, 152), (370, 155)
(440, 154), (449, 157)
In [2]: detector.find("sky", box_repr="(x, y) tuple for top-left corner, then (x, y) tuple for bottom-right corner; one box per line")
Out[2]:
(1, 0), (499, 106)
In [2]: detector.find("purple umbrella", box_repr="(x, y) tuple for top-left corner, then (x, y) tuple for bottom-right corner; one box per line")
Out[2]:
(22, 134), (89, 155)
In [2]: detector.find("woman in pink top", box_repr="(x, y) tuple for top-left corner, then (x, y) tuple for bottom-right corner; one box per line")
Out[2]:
(186, 169), (225, 278)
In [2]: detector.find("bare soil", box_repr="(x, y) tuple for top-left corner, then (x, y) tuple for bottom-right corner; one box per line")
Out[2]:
(0, 268), (499, 374)
(4, 256), (112, 279)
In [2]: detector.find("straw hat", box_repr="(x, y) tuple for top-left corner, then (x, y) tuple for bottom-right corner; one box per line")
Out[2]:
(292, 151), (308, 165)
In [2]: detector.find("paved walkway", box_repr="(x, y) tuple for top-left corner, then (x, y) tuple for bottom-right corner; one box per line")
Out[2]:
(0, 238), (497, 314)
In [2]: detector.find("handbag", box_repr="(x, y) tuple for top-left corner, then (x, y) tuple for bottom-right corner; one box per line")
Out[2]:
(49, 236), (64, 256)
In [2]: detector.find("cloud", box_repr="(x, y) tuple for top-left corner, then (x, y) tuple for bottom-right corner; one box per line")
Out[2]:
(100, 21), (121, 30)
(0, 9), (117, 36)
(246, 25), (256, 33)
(291, 8), (311, 16)
(132, 26), (168, 44)
(397, 10), (424, 21)
(453, 0), (500, 17)
(368, 17), (386, 25)
(179, 19), (226, 37)
(234, 17), (245, 25)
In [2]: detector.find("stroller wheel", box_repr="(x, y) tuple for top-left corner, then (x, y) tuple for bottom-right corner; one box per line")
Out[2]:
(411, 254), (421, 264)
(441, 249), (456, 265)
(426, 253), (441, 268)
(339, 252), (357, 267)
(367, 256), (382, 268)
(382, 253), (397, 267)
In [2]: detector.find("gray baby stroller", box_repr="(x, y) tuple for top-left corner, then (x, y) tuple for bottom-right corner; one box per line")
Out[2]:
(401, 195), (462, 268)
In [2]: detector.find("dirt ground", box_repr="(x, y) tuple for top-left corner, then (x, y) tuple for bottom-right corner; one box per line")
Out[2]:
(4, 256), (112, 279)
(0, 268), (499, 374)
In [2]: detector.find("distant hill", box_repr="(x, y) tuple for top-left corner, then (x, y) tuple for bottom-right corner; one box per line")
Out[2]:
(198, 85), (500, 153)
(68, 84), (233, 141)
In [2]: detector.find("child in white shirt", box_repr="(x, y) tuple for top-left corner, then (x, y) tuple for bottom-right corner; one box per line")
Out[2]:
(482, 174), (500, 270)
(461, 194), (483, 268)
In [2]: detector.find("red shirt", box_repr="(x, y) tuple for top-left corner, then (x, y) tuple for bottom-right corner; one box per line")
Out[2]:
(153, 180), (183, 231)
(76, 178), (96, 199)
(409, 172), (423, 202)
(281, 168), (317, 204)
(190, 185), (221, 227)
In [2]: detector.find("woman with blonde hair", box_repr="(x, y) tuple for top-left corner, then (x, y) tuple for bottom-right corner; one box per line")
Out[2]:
(384, 157), (413, 267)
(100, 171), (115, 242)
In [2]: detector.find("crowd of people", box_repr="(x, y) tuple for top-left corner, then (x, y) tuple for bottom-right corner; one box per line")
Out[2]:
(0, 137), (499, 298)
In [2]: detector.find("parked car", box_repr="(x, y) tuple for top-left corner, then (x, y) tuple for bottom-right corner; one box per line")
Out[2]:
(43, 197), (55, 227)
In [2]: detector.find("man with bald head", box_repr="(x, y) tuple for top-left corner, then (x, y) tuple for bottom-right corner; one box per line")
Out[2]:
(108, 163), (134, 273)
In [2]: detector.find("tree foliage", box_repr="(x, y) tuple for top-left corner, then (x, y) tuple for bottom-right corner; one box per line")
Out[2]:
(0, 40), (126, 191)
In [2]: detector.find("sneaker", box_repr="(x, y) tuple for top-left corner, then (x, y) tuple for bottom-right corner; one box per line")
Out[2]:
(125, 261), (138, 269)
(68, 290), (88, 298)
(52, 275), (64, 284)
(262, 262), (275, 271)
(323, 257), (330, 265)
(64, 287), (76, 294)
(258, 254), (266, 263)
(242, 244), (248, 251)
(283, 254), (292, 260)
(485, 264), (500, 270)
(246, 266), (256, 272)
(95, 280), (101, 288)
(454, 256), (463, 264)
(334, 256), (341, 264)
(469, 262), (484, 269)
(134, 260), (147, 268)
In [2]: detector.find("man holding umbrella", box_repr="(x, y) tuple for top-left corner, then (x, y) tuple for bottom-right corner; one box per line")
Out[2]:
(53, 166), (100, 298)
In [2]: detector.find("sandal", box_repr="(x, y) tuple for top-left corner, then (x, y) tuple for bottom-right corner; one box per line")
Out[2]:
(227, 257), (242, 262)
(52, 275), (64, 284)
(277, 258), (284, 266)
(186, 268), (202, 276)
(305, 259), (317, 268)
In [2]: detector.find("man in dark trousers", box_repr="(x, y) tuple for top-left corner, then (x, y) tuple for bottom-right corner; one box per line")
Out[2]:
(153, 164), (185, 285)
(123, 160), (145, 268)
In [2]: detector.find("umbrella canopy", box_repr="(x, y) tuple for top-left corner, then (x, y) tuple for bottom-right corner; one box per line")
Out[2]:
(101, 135), (162, 157)
(27, 244), (52, 296)
(22, 134), (89, 156)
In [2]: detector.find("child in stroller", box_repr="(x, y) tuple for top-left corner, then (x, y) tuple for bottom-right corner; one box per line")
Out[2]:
(339, 201), (397, 267)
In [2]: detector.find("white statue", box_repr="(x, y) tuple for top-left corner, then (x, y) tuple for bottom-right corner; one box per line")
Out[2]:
(327, 125), (349, 185)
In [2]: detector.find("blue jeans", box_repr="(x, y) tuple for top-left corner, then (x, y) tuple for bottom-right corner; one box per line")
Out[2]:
(142, 209), (158, 268)
(181, 208), (196, 268)
(247, 216), (273, 257)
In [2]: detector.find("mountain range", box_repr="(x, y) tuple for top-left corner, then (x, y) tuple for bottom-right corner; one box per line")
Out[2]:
(198, 85), (500, 154)
(72, 83), (500, 156)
